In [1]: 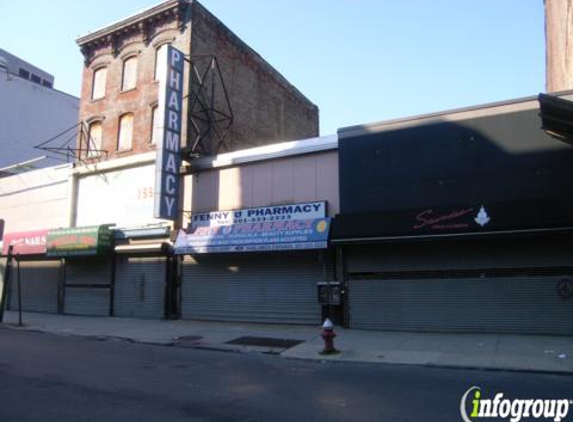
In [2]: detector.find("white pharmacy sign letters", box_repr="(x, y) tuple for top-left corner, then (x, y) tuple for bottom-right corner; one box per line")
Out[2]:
(154, 45), (184, 220)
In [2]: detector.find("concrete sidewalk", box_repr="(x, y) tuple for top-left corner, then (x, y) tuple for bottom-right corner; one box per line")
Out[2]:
(2, 311), (573, 374)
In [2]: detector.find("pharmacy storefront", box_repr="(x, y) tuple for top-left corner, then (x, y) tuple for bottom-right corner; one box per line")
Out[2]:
(174, 202), (333, 324)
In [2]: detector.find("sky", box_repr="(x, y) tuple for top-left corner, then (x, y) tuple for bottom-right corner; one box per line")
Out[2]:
(0, 0), (546, 136)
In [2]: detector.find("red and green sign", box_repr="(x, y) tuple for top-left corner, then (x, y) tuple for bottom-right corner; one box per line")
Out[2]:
(46, 225), (113, 257)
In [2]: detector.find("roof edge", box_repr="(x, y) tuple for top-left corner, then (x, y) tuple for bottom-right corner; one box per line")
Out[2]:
(188, 135), (338, 172)
(338, 90), (573, 139)
(76, 0), (184, 46)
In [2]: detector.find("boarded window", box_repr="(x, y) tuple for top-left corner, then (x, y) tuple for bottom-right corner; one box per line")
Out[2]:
(154, 44), (170, 81)
(151, 105), (161, 144)
(92, 67), (107, 100)
(117, 113), (134, 151)
(87, 121), (103, 157)
(122, 56), (137, 91)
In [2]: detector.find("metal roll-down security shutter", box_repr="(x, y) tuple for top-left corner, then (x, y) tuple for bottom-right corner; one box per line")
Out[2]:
(64, 258), (111, 316)
(114, 256), (167, 319)
(346, 236), (573, 335)
(181, 251), (330, 324)
(350, 275), (573, 335)
(8, 260), (60, 313)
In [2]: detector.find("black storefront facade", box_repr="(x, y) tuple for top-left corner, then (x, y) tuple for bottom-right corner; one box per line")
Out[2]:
(332, 94), (573, 335)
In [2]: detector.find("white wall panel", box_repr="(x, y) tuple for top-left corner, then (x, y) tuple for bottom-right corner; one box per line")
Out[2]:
(0, 164), (72, 232)
(76, 164), (164, 227)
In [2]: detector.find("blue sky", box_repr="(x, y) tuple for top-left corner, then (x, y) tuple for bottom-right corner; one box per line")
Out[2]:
(0, 0), (545, 136)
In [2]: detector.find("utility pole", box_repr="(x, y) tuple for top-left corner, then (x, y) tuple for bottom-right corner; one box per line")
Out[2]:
(0, 245), (14, 323)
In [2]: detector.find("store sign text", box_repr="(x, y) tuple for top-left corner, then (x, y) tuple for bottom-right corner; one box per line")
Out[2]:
(412, 205), (492, 231)
(154, 45), (184, 220)
(413, 208), (475, 230)
(46, 226), (113, 257)
(2, 229), (48, 255)
(175, 217), (331, 254)
(191, 202), (326, 228)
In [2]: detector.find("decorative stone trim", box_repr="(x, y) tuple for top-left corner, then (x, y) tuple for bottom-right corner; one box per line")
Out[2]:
(77, 0), (189, 65)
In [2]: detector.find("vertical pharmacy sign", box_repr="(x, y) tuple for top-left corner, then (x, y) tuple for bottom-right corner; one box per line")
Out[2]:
(154, 45), (184, 220)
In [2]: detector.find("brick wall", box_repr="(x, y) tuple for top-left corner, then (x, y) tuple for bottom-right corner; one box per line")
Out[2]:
(76, 0), (318, 163)
(77, 15), (189, 161)
(190, 2), (319, 153)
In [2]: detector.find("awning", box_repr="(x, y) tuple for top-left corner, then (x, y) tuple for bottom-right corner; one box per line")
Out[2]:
(331, 201), (573, 244)
(114, 242), (172, 254)
(2, 229), (48, 256)
(174, 218), (331, 254)
(46, 225), (113, 257)
(539, 93), (573, 144)
(113, 226), (171, 240)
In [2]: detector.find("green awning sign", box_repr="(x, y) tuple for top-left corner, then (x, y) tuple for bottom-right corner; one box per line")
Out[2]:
(46, 225), (113, 257)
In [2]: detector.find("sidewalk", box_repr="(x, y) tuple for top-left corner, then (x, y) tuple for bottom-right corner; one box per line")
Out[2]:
(2, 311), (573, 374)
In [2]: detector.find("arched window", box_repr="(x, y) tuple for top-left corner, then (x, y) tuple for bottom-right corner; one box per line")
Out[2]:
(87, 121), (103, 157)
(151, 105), (161, 144)
(121, 56), (138, 91)
(117, 113), (134, 151)
(154, 43), (170, 81)
(91, 67), (107, 100)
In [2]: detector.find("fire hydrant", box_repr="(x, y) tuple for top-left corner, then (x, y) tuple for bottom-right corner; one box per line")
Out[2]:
(320, 318), (337, 354)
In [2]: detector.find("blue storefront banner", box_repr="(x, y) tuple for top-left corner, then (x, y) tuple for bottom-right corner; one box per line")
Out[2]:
(174, 218), (331, 254)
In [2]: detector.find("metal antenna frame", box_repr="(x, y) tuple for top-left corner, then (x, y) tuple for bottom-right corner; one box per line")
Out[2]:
(183, 54), (234, 159)
(34, 122), (109, 166)
(35, 55), (233, 165)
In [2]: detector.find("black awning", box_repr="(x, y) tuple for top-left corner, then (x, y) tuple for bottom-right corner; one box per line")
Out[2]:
(331, 200), (573, 244)
(539, 93), (573, 144)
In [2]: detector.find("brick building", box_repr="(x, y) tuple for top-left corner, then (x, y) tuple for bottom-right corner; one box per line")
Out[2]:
(0, 0), (327, 321)
(75, 0), (319, 162)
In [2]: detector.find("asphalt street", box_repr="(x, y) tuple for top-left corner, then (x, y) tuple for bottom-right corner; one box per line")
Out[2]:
(0, 328), (571, 422)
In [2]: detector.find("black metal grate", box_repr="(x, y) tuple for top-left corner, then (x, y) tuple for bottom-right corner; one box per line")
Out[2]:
(225, 336), (303, 349)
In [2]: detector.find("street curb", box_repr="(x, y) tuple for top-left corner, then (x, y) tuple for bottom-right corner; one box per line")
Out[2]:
(279, 354), (573, 377)
(422, 362), (573, 377)
(3, 323), (573, 377)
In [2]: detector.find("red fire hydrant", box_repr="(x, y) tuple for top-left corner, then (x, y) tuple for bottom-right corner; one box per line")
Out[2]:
(321, 318), (337, 354)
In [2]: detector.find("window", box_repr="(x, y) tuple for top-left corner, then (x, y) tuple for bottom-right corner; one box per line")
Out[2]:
(42, 80), (53, 88)
(87, 121), (103, 157)
(121, 56), (138, 91)
(31, 74), (41, 84)
(151, 105), (161, 144)
(117, 113), (134, 151)
(154, 44), (170, 81)
(18, 68), (29, 79)
(92, 67), (107, 100)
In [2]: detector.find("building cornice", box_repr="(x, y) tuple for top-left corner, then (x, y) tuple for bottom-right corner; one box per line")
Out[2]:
(77, 0), (184, 46)
(76, 0), (189, 63)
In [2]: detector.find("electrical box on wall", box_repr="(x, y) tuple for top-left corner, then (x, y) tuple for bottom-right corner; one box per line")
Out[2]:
(317, 282), (341, 305)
